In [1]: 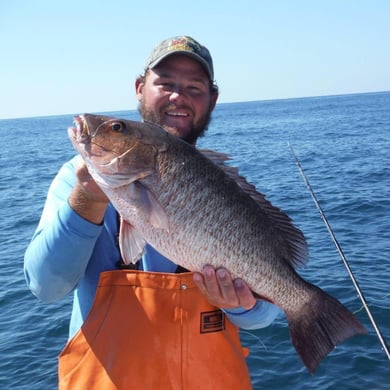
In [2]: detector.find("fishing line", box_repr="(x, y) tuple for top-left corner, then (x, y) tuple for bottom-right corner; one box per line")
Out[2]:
(240, 330), (268, 352)
(288, 143), (390, 362)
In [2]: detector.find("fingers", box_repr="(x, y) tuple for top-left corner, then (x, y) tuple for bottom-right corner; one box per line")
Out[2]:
(232, 278), (257, 310)
(214, 268), (240, 307)
(193, 265), (256, 310)
(75, 160), (109, 203)
(68, 160), (110, 224)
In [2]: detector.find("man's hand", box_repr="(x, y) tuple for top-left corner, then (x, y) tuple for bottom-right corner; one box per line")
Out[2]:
(68, 160), (109, 224)
(193, 265), (256, 310)
(74, 160), (109, 203)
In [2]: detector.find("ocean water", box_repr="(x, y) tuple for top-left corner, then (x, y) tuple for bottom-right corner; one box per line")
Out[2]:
(1, 92), (389, 389)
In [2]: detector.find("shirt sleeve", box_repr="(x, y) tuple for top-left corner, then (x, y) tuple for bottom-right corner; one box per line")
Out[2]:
(223, 300), (281, 330)
(24, 156), (104, 303)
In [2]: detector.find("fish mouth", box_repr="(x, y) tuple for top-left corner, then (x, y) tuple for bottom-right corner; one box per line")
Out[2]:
(68, 115), (91, 143)
(68, 114), (128, 167)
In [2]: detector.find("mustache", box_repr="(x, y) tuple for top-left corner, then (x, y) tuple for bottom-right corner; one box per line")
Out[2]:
(162, 104), (192, 113)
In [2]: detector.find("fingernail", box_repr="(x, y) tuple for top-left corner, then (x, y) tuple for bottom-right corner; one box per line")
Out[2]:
(193, 273), (202, 283)
(204, 266), (214, 278)
(234, 278), (244, 289)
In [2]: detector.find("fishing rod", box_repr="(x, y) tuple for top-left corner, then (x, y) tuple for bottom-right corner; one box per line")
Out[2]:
(288, 143), (390, 362)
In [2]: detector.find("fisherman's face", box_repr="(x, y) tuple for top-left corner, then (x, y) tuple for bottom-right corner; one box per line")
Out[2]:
(136, 54), (218, 145)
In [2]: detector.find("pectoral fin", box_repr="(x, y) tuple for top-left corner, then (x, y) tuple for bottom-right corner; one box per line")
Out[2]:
(119, 220), (147, 265)
(126, 181), (170, 230)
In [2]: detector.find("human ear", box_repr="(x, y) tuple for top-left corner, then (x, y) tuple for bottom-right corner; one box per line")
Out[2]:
(135, 77), (145, 102)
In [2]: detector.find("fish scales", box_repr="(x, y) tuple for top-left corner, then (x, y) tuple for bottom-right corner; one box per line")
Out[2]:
(68, 114), (366, 374)
(151, 145), (290, 289)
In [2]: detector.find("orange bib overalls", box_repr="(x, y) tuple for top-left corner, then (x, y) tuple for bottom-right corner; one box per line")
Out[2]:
(59, 270), (252, 389)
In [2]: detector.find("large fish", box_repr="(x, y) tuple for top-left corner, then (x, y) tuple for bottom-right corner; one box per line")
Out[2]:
(68, 113), (366, 373)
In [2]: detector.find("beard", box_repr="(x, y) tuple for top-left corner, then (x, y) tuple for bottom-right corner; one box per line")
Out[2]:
(137, 101), (213, 145)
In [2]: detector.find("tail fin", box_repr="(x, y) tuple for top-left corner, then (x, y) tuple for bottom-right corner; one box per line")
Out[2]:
(286, 286), (367, 373)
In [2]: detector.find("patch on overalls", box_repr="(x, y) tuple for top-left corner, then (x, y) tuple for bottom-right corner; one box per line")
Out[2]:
(200, 310), (225, 333)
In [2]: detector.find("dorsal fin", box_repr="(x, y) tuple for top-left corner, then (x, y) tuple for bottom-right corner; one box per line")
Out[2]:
(199, 149), (309, 268)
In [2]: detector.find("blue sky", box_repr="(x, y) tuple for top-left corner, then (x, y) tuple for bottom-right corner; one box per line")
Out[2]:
(1, 0), (389, 119)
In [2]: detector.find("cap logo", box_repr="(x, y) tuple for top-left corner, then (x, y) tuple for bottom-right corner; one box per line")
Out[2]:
(168, 37), (201, 55)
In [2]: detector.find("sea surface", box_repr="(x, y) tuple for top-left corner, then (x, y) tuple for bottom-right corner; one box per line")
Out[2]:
(1, 92), (389, 389)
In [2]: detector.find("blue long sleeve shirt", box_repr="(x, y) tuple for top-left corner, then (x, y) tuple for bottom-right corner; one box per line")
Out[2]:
(24, 156), (280, 339)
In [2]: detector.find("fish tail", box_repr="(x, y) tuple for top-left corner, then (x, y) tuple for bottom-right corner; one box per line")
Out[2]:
(286, 286), (367, 373)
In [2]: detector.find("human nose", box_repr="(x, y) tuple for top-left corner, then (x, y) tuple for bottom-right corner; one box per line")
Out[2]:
(168, 84), (186, 102)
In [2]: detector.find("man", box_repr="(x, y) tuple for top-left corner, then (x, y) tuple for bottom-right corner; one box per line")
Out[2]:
(24, 36), (279, 389)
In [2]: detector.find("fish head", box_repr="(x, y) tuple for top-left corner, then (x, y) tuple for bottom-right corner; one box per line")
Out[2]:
(68, 114), (145, 165)
(68, 114), (164, 187)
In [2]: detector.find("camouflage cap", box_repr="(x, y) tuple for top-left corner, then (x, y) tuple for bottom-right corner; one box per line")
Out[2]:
(145, 36), (214, 80)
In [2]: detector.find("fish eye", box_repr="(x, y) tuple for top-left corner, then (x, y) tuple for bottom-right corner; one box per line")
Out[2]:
(111, 121), (126, 132)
